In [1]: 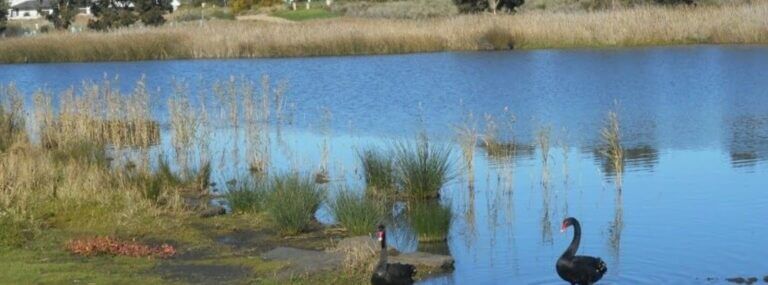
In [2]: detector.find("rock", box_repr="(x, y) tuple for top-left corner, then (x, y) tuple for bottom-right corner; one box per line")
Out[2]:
(335, 236), (398, 257)
(389, 251), (454, 271)
(763, 276), (768, 282)
(261, 247), (343, 276)
(198, 206), (226, 218)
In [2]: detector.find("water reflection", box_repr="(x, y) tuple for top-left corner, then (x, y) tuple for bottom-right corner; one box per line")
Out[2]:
(590, 144), (660, 175)
(727, 115), (768, 168)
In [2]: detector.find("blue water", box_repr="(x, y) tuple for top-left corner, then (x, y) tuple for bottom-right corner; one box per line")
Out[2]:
(2, 46), (767, 284)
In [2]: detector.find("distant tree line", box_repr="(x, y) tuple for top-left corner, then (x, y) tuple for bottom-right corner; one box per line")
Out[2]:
(37, 0), (171, 31)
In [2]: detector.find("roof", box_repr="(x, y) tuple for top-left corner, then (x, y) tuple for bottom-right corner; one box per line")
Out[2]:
(11, 0), (52, 10)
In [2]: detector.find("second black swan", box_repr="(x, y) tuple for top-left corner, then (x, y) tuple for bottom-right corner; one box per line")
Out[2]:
(556, 217), (607, 285)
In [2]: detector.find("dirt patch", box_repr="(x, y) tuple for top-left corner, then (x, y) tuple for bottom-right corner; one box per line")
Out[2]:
(154, 263), (252, 284)
(261, 247), (343, 278)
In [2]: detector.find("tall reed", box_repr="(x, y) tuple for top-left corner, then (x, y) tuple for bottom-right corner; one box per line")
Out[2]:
(600, 111), (624, 191)
(455, 112), (478, 186)
(1, 3), (766, 63)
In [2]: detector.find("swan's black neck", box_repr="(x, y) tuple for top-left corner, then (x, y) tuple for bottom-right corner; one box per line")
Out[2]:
(378, 231), (388, 264)
(562, 218), (581, 258)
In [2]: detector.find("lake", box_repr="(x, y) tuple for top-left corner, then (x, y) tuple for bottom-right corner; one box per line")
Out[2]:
(1, 46), (767, 284)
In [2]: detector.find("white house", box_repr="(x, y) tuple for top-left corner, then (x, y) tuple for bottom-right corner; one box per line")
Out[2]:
(7, 0), (54, 20)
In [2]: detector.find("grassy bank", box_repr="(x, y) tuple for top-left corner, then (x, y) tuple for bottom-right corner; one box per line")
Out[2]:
(0, 78), (370, 284)
(1, 2), (767, 63)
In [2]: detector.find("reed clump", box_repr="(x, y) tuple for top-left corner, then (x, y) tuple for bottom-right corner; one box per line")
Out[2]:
(329, 188), (386, 236)
(393, 138), (454, 200)
(600, 111), (624, 188)
(408, 201), (452, 243)
(227, 179), (268, 214)
(1, 2), (766, 63)
(358, 148), (396, 194)
(0, 83), (26, 152)
(264, 173), (325, 235)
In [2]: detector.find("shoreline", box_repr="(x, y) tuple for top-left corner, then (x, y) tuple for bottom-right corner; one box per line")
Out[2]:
(1, 3), (766, 64)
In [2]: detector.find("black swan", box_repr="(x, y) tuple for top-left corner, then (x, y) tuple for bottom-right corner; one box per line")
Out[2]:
(371, 224), (416, 285)
(556, 217), (608, 285)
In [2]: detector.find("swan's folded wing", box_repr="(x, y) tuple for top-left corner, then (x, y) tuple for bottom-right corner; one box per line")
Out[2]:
(573, 256), (608, 275)
(387, 263), (416, 279)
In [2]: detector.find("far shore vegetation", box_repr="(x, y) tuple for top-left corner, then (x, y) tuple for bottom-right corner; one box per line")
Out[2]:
(0, 0), (766, 64)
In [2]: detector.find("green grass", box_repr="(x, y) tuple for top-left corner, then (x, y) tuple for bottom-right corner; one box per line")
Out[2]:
(272, 8), (340, 21)
(408, 201), (451, 242)
(227, 179), (267, 214)
(359, 148), (396, 194)
(394, 139), (454, 200)
(265, 173), (325, 235)
(329, 188), (385, 236)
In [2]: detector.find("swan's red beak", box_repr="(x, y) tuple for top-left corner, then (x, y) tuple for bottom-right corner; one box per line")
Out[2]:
(560, 224), (567, 233)
(376, 231), (384, 241)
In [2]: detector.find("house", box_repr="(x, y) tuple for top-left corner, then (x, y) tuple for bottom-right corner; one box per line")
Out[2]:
(7, 0), (54, 20)
(4, 0), (178, 22)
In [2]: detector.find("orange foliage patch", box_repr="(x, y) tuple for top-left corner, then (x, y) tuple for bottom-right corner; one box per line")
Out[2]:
(65, 236), (176, 258)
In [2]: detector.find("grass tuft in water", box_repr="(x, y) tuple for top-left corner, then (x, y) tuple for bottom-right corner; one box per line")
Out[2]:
(600, 111), (624, 190)
(393, 138), (454, 200)
(358, 148), (396, 194)
(265, 173), (325, 235)
(408, 201), (452, 243)
(329, 188), (386, 236)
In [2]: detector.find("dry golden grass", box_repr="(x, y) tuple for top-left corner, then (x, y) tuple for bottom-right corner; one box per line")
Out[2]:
(0, 2), (766, 63)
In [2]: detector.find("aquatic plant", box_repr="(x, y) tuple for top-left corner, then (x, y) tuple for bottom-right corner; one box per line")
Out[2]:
(408, 201), (452, 242)
(264, 173), (325, 235)
(600, 111), (624, 190)
(455, 112), (478, 185)
(329, 188), (386, 236)
(227, 179), (267, 214)
(0, 83), (25, 152)
(359, 148), (396, 194)
(393, 138), (454, 200)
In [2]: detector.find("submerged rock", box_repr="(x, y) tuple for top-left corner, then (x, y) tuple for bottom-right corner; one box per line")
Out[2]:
(764, 276), (768, 282)
(726, 277), (758, 284)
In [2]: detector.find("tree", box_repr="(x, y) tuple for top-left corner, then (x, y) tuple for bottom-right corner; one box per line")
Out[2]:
(88, 0), (170, 30)
(229, 0), (253, 15)
(1, 0), (9, 34)
(133, 0), (172, 26)
(41, 0), (79, 30)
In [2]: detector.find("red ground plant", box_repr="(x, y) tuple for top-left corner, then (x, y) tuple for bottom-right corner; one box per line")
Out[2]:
(66, 236), (176, 258)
